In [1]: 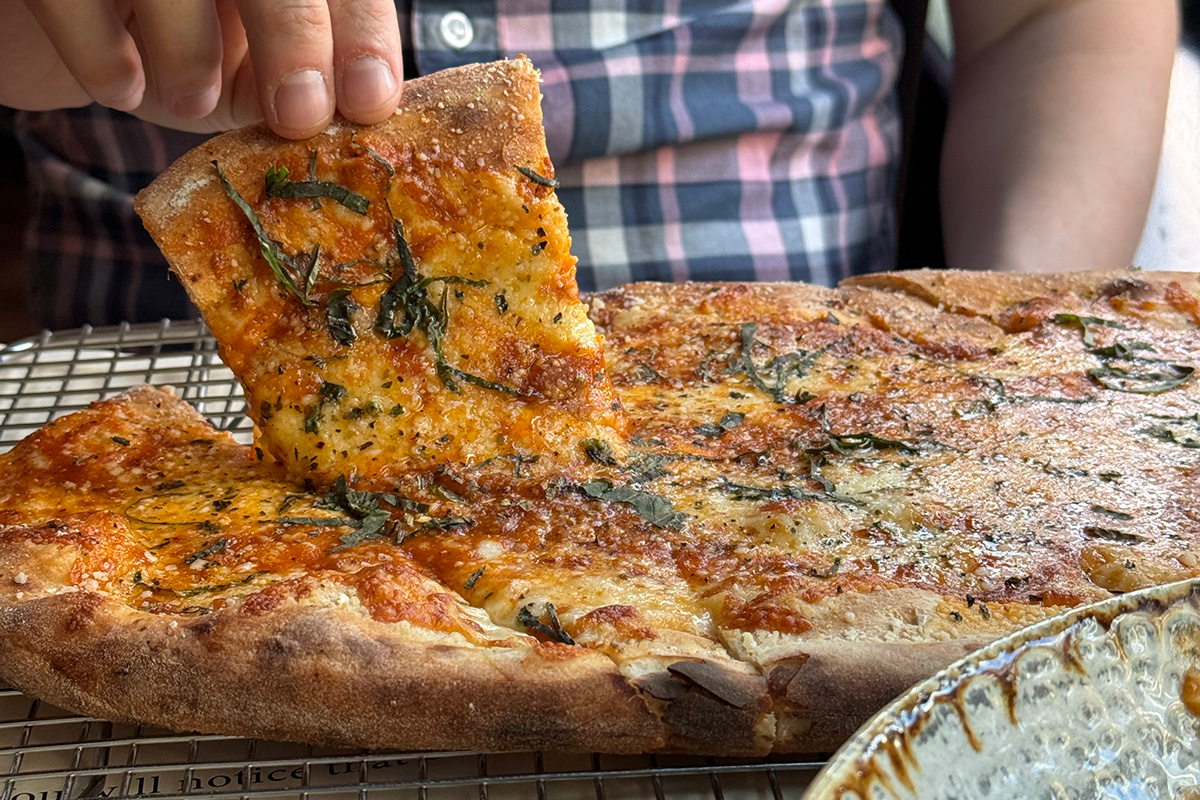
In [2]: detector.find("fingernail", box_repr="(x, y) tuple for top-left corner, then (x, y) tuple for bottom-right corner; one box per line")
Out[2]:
(273, 69), (332, 131)
(172, 85), (220, 119)
(340, 57), (398, 116)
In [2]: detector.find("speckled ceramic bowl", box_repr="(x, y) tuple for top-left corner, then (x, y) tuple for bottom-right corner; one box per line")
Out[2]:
(804, 578), (1200, 800)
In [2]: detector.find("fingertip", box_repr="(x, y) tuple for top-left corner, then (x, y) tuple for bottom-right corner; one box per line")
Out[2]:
(270, 68), (333, 138)
(93, 47), (147, 111)
(337, 55), (399, 123)
(327, 0), (403, 123)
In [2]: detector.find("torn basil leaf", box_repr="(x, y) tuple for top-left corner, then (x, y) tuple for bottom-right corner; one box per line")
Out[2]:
(176, 571), (267, 597)
(517, 166), (560, 188)
(623, 453), (669, 484)
(719, 479), (826, 504)
(582, 438), (619, 466)
(718, 477), (859, 507)
(580, 480), (687, 529)
(325, 288), (358, 346)
(362, 152), (525, 396)
(309, 475), (409, 550)
(1089, 341), (1155, 360)
(304, 381), (347, 434)
(184, 538), (228, 565)
(696, 412), (745, 437)
(213, 161), (312, 306)
(278, 493), (305, 513)
(1053, 313), (1126, 348)
(465, 566), (485, 590)
(739, 322), (833, 403)
(1084, 525), (1144, 544)
(264, 164), (370, 214)
(418, 516), (475, 532)
(277, 516), (356, 527)
(1143, 412), (1200, 448)
(376, 267), (514, 392)
(1088, 363), (1193, 394)
(335, 517), (390, 549)
(820, 431), (919, 455)
(516, 602), (575, 645)
(439, 364), (526, 396)
(1091, 505), (1133, 521)
(718, 412), (745, 430)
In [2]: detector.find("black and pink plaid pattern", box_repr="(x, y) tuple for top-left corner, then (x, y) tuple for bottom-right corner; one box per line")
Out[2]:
(17, 0), (901, 328)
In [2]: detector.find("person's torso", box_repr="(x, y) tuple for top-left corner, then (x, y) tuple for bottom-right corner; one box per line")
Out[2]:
(17, 0), (903, 327)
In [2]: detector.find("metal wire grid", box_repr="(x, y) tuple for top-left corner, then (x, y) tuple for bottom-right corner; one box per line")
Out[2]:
(0, 682), (823, 800)
(0, 321), (251, 451)
(0, 322), (828, 800)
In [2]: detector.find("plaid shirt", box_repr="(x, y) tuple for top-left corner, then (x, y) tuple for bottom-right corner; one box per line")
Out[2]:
(17, 0), (902, 329)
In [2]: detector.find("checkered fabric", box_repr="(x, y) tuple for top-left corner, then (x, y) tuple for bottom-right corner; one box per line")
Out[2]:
(16, 0), (902, 329)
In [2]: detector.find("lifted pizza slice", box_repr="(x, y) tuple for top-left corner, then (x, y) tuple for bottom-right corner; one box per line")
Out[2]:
(136, 58), (625, 488)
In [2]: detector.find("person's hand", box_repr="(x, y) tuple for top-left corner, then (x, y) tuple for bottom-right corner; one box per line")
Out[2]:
(0, 0), (404, 139)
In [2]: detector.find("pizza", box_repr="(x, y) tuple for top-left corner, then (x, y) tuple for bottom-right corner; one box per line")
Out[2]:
(0, 386), (659, 753)
(1, 57), (1199, 755)
(133, 57), (625, 486)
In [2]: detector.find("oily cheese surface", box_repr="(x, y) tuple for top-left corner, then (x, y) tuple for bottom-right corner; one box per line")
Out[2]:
(1, 270), (1199, 753)
(0, 386), (664, 753)
(136, 57), (626, 488)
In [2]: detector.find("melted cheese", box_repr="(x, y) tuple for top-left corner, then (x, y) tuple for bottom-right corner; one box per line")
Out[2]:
(584, 278), (1200, 643)
(2, 275), (1199, 663)
(0, 388), (524, 647)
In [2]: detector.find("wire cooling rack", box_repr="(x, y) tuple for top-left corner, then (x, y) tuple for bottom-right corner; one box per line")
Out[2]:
(0, 322), (827, 800)
(0, 321), (251, 450)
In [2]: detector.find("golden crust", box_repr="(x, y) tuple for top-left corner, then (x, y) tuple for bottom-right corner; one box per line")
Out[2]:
(0, 585), (664, 753)
(843, 268), (1200, 330)
(764, 638), (991, 750)
(138, 59), (552, 231)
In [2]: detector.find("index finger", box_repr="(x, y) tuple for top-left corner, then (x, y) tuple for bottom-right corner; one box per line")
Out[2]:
(329, 0), (403, 124)
(234, 0), (335, 138)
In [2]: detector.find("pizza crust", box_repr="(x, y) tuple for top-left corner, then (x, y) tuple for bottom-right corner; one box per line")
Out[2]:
(764, 638), (991, 750)
(0, 389), (773, 755)
(136, 59), (551, 252)
(0, 581), (665, 753)
(844, 268), (1200, 330)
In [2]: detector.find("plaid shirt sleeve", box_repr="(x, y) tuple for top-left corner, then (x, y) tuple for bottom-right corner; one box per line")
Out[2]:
(16, 0), (902, 328)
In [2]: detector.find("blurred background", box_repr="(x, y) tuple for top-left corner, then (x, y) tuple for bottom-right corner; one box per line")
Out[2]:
(1135, 0), (1200, 275)
(0, 0), (1197, 344)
